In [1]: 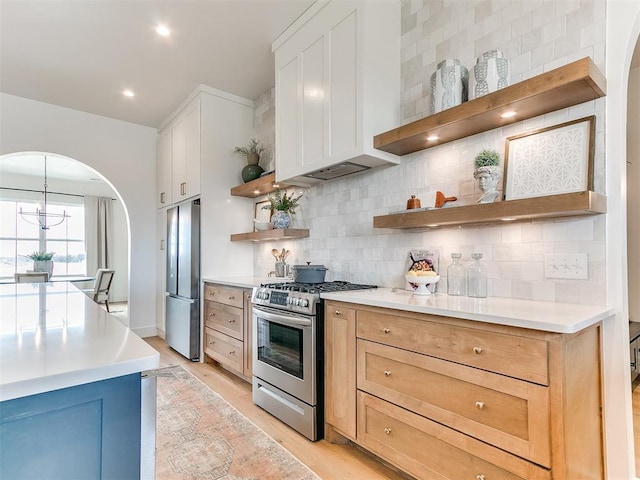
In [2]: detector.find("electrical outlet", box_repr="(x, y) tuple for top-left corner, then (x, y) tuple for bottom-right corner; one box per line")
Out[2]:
(544, 253), (588, 280)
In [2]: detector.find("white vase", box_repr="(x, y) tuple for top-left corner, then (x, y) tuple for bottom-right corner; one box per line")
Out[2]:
(469, 50), (510, 100)
(430, 59), (468, 114)
(34, 260), (54, 278)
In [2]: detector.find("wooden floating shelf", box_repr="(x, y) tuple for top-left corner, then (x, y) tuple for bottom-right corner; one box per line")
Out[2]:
(374, 57), (606, 156)
(230, 172), (291, 198)
(373, 191), (606, 230)
(230, 228), (309, 242)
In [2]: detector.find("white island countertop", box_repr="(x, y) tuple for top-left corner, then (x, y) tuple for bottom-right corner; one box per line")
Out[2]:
(0, 282), (159, 402)
(201, 276), (289, 289)
(321, 288), (615, 334)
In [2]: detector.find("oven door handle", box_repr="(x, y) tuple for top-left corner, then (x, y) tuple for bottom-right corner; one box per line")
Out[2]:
(253, 307), (312, 328)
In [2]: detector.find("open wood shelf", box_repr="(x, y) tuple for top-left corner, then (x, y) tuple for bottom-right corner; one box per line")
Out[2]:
(230, 172), (291, 198)
(373, 191), (606, 230)
(374, 57), (606, 156)
(230, 228), (309, 242)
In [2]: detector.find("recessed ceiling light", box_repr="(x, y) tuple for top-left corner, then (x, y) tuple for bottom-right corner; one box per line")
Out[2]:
(501, 111), (517, 119)
(156, 25), (171, 37)
(123, 89), (135, 98)
(426, 135), (439, 142)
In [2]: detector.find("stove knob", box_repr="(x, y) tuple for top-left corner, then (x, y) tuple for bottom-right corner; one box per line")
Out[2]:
(287, 297), (294, 305)
(299, 298), (309, 307)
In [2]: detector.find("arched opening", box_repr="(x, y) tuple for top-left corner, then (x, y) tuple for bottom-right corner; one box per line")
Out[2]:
(0, 151), (130, 324)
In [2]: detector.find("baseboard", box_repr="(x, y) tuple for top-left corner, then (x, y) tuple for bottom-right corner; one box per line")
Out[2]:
(133, 326), (162, 338)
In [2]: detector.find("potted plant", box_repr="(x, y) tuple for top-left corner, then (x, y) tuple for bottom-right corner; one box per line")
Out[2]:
(473, 149), (502, 203)
(26, 251), (55, 277)
(234, 138), (266, 183)
(262, 189), (303, 229)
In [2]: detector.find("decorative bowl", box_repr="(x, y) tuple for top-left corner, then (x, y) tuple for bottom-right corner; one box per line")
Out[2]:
(405, 274), (440, 295)
(253, 219), (273, 231)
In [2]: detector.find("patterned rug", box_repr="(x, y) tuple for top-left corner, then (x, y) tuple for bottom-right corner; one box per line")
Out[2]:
(155, 365), (320, 480)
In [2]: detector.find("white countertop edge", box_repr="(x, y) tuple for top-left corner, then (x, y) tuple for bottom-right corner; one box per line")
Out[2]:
(201, 276), (288, 289)
(321, 289), (615, 334)
(1, 354), (160, 402)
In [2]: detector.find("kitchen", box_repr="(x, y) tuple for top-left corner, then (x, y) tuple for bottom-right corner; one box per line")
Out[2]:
(0, 0), (638, 479)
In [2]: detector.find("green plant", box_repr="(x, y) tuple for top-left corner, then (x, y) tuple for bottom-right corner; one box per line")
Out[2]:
(233, 138), (265, 157)
(474, 149), (501, 169)
(26, 251), (55, 261)
(262, 189), (303, 214)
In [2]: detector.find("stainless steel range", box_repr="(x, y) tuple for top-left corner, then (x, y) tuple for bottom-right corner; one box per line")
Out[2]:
(251, 281), (376, 440)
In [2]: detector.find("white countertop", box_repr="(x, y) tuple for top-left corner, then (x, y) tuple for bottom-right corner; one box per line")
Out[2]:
(201, 276), (289, 289)
(0, 282), (159, 402)
(321, 288), (615, 334)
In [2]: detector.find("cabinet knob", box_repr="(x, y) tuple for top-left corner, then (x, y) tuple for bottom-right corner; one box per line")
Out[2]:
(229, 350), (235, 355)
(228, 319), (235, 323)
(383, 328), (391, 334)
(384, 427), (392, 435)
(208, 312), (214, 317)
(335, 310), (342, 316)
(180, 182), (186, 195)
(228, 295), (235, 300)
(473, 346), (483, 354)
(160, 192), (166, 204)
(476, 475), (485, 480)
(475, 401), (485, 410)
(384, 370), (391, 377)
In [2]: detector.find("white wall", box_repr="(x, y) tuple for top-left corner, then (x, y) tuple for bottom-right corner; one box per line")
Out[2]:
(629, 65), (640, 323)
(0, 93), (157, 336)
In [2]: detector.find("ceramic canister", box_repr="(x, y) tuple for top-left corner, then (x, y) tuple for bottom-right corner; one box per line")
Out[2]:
(430, 59), (469, 114)
(469, 50), (510, 100)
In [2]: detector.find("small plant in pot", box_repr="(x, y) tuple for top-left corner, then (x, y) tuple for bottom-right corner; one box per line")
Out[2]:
(26, 251), (55, 277)
(473, 149), (502, 204)
(263, 189), (303, 229)
(234, 138), (266, 183)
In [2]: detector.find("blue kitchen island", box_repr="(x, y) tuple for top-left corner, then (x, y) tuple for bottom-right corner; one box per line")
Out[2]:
(0, 282), (159, 479)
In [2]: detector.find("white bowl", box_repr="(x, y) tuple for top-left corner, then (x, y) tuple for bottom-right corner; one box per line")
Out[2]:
(405, 274), (440, 295)
(254, 220), (273, 231)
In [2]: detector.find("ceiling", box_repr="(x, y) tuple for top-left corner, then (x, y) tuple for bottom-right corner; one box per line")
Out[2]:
(0, 0), (313, 128)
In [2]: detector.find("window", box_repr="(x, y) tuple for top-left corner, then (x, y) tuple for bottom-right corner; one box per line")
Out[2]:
(0, 200), (86, 278)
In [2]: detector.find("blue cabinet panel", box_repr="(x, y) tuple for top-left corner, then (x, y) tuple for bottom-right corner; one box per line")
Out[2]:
(0, 374), (141, 479)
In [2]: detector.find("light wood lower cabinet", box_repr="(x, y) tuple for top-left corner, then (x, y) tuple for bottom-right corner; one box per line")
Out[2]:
(203, 283), (252, 380)
(324, 301), (604, 480)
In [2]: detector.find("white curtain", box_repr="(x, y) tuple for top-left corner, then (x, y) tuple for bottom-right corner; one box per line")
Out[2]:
(84, 195), (113, 275)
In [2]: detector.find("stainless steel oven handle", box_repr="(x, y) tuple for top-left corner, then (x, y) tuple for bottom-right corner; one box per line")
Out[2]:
(253, 307), (312, 328)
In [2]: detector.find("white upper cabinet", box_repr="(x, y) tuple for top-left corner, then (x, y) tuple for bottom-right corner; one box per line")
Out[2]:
(156, 126), (172, 208)
(273, 0), (400, 185)
(171, 99), (201, 202)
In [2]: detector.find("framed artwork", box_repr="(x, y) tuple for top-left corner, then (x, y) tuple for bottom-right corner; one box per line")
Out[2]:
(254, 200), (272, 231)
(503, 116), (595, 200)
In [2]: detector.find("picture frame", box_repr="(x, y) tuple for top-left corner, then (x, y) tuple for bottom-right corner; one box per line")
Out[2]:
(503, 116), (595, 201)
(254, 200), (272, 231)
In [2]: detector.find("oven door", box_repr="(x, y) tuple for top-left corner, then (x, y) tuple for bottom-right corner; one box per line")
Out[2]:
(252, 305), (316, 405)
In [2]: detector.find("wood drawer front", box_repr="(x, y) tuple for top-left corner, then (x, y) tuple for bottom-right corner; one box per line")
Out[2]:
(357, 310), (549, 385)
(204, 300), (243, 340)
(204, 328), (243, 374)
(357, 339), (551, 467)
(203, 284), (244, 309)
(357, 392), (551, 480)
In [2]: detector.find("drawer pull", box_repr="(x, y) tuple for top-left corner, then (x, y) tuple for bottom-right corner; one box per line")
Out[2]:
(228, 295), (235, 300)
(229, 350), (235, 355)
(476, 476), (485, 480)
(475, 401), (485, 410)
(383, 328), (391, 334)
(384, 370), (391, 377)
(228, 319), (235, 323)
(335, 310), (342, 316)
(208, 312), (215, 317)
(384, 427), (392, 435)
(473, 346), (483, 354)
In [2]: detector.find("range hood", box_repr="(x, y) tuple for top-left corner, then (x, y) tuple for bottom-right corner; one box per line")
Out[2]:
(302, 162), (370, 181)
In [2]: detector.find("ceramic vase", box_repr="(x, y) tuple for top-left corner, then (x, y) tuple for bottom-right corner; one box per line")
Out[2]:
(34, 260), (53, 278)
(430, 59), (468, 114)
(242, 164), (264, 183)
(469, 50), (510, 100)
(271, 211), (292, 229)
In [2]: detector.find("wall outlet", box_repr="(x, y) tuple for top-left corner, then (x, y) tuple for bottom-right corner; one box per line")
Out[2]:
(544, 253), (588, 280)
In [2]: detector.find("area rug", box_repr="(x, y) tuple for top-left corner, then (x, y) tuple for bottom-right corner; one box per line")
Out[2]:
(155, 365), (320, 480)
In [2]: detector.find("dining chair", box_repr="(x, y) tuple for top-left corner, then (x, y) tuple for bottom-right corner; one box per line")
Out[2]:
(83, 269), (115, 312)
(14, 272), (50, 283)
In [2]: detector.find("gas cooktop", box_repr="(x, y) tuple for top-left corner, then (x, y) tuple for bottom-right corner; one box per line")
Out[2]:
(260, 280), (377, 294)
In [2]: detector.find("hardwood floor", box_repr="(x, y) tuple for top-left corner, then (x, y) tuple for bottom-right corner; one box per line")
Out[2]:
(145, 336), (411, 480)
(634, 383), (640, 477)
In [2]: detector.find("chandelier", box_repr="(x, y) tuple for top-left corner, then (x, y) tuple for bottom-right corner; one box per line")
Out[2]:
(19, 156), (69, 230)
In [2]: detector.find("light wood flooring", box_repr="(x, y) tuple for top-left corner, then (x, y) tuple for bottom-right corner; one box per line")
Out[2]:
(634, 384), (640, 477)
(145, 336), (411, 480)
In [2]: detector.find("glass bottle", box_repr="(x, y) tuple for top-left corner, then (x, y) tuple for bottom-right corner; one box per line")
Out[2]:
(447, 253), (466, 296)
(467, 253), (487, 298)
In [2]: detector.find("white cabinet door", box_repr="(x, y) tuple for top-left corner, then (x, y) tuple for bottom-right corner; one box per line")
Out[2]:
(157, 209), (167, 334)
(172, 99), (201, 202)
(274, 0), (400, 185)
(156, 127), (172, 208)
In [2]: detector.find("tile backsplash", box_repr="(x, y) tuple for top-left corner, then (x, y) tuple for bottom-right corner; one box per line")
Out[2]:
(251, 0), (607, 305)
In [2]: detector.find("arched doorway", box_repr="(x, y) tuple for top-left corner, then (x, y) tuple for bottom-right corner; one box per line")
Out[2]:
(0, 152), (130, 323)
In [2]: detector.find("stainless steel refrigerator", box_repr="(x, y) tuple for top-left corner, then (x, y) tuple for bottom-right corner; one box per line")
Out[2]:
(165, 199), (200, 360)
